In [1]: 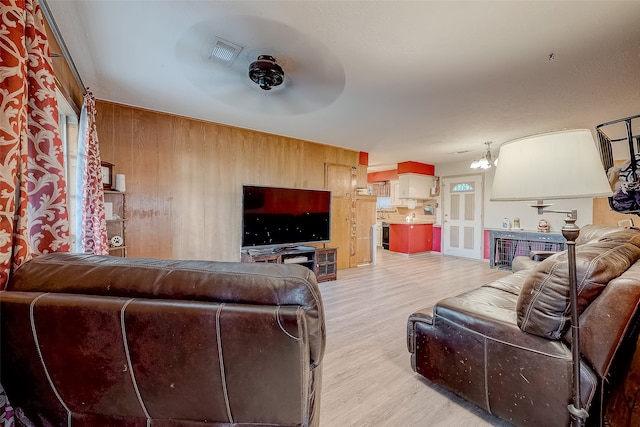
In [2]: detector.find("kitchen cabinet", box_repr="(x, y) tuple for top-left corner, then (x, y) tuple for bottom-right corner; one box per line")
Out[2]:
(389, 223), (433, 254)
(399, 173), (434, 200)
(390, 180), (401, 206)
(325, 163), (353, 269)
(355, 195), (377, 265)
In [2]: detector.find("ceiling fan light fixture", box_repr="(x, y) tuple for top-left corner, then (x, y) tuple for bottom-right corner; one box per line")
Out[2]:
(249, 55), (284, 90)
(470, 141), (497, 170)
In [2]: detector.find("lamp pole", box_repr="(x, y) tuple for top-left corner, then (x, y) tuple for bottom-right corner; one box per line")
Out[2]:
(535, 206), (589, 425)
(561, 213), (589, 427)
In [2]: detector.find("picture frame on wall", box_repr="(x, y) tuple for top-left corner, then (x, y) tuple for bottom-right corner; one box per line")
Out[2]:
(101, 161), (114, 190)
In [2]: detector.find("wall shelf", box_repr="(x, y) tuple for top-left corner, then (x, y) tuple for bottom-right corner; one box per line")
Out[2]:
(104, 190), (127, 257)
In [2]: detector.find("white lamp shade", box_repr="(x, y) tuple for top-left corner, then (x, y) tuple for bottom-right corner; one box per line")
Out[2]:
(491, 129), (612, 201)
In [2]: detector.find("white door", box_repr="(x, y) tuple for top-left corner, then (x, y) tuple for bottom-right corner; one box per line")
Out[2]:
(442, 174), (483, 259)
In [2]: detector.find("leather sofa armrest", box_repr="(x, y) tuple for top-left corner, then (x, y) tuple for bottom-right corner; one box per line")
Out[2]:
(407, 307), (434, 353)
(512, 251), (559, 272)
(512, 256), (538, 272)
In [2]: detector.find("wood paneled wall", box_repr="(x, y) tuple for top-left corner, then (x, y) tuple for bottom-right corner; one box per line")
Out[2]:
(95, 101), (361, 262)
(593, 197), (638, 227)
(44, 17), (83, 112)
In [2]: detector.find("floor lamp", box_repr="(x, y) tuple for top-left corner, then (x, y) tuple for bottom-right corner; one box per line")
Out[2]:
(490, 129), (612, 426)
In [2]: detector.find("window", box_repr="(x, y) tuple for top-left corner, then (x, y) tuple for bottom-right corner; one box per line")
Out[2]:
(56, 88), (79, 249)
(376, 196), (391, 209)
(451, 182), (475, 192)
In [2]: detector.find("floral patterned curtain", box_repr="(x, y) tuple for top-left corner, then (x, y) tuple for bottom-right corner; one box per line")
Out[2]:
(0, 0), (70, 423)
(76, 91), (108, 254)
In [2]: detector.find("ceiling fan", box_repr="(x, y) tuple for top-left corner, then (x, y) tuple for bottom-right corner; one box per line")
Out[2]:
(248, 55), (284, 91)
(175, 15), (345, 115)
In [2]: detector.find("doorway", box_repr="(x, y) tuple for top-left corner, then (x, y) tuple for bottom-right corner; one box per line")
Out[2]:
(442, 174), (483, 259)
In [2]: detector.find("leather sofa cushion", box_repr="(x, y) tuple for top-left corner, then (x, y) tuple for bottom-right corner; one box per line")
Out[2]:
(575, 224), (625, 245)
(517, 229), (640, 339)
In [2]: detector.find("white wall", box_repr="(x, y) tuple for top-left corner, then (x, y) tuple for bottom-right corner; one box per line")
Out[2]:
(435, 159), (595, 234)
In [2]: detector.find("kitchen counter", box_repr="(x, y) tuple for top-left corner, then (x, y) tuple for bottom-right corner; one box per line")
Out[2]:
(383, 218), (436, 225)
(380, 213), (436, 225)
(389, 222), (433, 254)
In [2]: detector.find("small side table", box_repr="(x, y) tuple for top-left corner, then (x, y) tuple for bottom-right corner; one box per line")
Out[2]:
(488, 229), (566, 270)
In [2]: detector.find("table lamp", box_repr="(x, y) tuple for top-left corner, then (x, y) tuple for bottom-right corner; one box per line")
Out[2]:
(491, 129), (612, 426)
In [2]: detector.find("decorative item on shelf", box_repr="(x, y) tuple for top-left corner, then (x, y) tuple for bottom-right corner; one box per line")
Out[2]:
(114, 174), (126, 192)
(430, 176), (441, 196)
(491, 128), (612, 426)
(512, 217), (521, 229)
(502, 217), (510, 229)
(110, 235), (123, 247)
(537, 218), (550, 233)
(101, 161), (114, 190)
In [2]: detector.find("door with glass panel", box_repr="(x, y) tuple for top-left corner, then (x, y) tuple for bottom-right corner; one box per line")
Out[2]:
(442, 174), (483, 259)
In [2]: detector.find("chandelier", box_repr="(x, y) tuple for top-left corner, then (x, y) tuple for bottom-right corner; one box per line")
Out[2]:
(470, 142), (498, 169)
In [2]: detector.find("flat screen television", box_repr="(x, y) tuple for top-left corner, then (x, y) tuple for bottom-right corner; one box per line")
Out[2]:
(242, 185), (331, 249)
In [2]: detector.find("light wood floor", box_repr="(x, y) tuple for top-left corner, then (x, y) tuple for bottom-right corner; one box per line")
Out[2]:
(317, 250), (513, 427)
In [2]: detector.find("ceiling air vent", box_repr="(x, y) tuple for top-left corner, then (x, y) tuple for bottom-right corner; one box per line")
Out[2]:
(210, 37), (243, 66)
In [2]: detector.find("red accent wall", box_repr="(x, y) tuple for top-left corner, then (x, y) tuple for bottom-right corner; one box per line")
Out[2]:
(432, 226), (441, 252)
(368, 161), (435, 182)
(397, 161), (435, 176)
(368, 169), (398, 182)
(483, 229), (491, 259)
(359, 151), (369, 166)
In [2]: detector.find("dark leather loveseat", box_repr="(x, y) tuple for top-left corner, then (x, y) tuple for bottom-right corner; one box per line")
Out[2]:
(1, 253), (325, 427)
(407, 225), (640, 426)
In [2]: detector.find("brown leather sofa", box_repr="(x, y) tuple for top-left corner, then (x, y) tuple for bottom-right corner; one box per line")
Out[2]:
(407, 225), (640, 426)
(0, 253), (325, 427)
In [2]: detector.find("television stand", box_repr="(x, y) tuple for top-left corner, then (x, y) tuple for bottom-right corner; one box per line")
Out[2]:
(246, 247), (277, 257)
(241, 246), (337, 282)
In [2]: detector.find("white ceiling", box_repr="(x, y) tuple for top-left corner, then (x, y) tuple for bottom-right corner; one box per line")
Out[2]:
(45, 0), (640, 171)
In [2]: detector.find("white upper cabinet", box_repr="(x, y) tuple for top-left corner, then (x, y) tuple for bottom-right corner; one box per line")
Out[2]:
(399, 174), (434, 200)
(390, 180), (401, 206)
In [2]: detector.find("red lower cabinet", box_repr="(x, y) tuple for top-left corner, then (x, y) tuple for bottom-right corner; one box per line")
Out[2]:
(389, 223), (433, 254)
